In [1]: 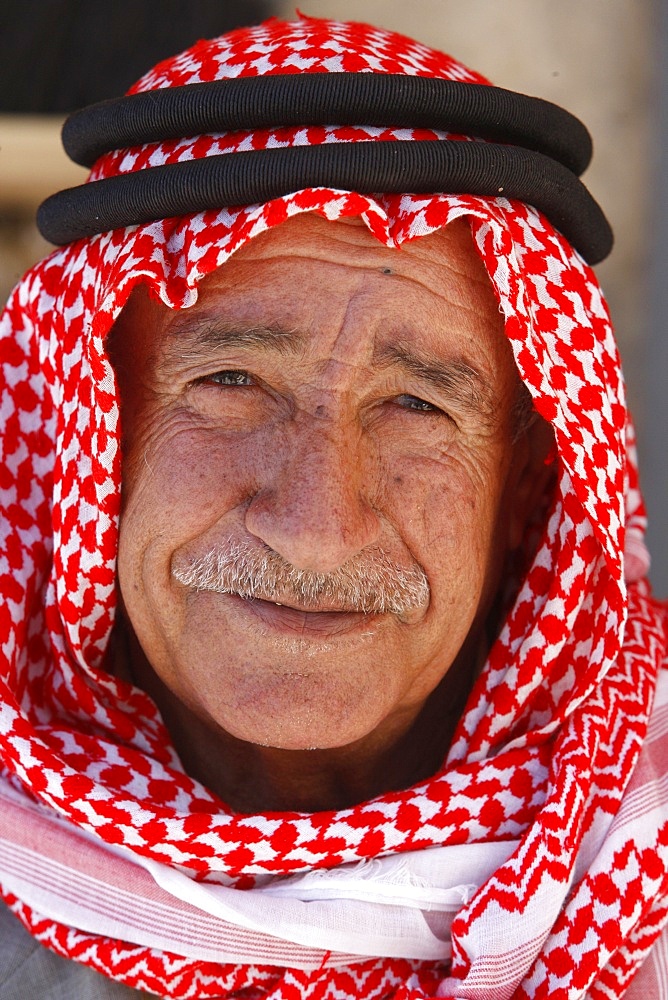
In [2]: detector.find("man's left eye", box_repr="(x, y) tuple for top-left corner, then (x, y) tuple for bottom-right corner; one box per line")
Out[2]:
(396, 394), (440, 413)
(207, 370), (252, 386)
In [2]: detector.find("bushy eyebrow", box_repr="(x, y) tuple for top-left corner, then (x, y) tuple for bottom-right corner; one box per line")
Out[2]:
(373, 344), (493, 415)
(165, 316), (307, 356)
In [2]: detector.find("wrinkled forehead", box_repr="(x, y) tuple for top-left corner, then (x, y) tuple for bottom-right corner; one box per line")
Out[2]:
(117, 212), (498, 327)
(179, 212), (500, 320)
(108, 212), (522, 420)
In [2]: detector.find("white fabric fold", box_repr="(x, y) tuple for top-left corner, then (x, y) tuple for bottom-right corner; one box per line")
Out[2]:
(0, 775), (517, 965)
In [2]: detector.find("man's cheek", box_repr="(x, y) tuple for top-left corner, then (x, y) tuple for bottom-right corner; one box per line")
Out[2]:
(123, 429), (249, 528)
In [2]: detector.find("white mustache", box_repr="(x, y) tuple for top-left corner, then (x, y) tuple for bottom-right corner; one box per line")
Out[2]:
(172, 542), (430, 616)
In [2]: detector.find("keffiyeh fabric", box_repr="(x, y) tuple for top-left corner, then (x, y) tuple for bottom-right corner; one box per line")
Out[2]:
(0, 14), (667, 1000)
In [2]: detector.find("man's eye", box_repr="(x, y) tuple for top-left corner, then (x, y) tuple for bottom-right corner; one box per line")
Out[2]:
(207, 370), (252, 386)
(396, 394), (440, 413)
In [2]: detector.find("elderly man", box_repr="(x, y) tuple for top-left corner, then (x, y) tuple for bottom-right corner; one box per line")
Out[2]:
(0, 14), (666, 1000)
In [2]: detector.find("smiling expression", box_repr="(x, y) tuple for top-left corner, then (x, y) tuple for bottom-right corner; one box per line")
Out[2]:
(109, 214), (544, 760)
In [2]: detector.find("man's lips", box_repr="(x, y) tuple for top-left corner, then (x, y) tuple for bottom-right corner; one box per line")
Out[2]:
(225, 593), (378, 636)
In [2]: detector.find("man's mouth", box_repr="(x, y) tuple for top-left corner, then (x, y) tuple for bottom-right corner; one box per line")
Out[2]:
(227, 593), (378, 636)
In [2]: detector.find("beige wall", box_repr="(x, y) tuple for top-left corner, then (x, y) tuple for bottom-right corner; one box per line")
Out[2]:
(0, 116), (85, 304)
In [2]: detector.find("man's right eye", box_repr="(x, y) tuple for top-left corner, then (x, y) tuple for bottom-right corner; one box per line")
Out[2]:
(206, 370), (253, 386)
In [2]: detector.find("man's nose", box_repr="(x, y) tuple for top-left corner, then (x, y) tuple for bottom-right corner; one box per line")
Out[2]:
(245, 422), (381, 573)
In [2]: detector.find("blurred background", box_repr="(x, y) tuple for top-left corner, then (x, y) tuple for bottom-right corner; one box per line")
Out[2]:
(0, 0), (665, 593)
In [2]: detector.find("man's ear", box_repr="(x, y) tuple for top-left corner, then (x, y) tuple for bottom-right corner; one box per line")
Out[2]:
(507, 415), (557, 552)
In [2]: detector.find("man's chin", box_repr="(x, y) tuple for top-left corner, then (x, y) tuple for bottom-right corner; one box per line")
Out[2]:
(188, 667), (397, 754)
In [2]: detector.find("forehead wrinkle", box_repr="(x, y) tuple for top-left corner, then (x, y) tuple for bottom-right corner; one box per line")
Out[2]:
(373, 342), (494, 416)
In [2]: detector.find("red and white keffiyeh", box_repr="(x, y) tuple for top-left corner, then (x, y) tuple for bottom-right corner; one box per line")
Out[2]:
(0, 14), (667, 1000)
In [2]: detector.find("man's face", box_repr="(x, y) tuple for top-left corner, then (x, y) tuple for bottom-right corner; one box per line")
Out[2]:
(111, 214), (541, 756)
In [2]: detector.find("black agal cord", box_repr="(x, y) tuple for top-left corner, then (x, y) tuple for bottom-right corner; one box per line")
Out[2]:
(37, 73), (613, 263)
(61, 74), (593, 174)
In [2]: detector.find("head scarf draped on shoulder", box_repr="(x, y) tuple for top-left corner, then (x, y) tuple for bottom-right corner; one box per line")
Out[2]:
(0, 15), (667, 1000)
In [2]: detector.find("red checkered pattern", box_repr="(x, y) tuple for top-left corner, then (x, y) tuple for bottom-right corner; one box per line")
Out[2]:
(0, 14), (666, 999)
